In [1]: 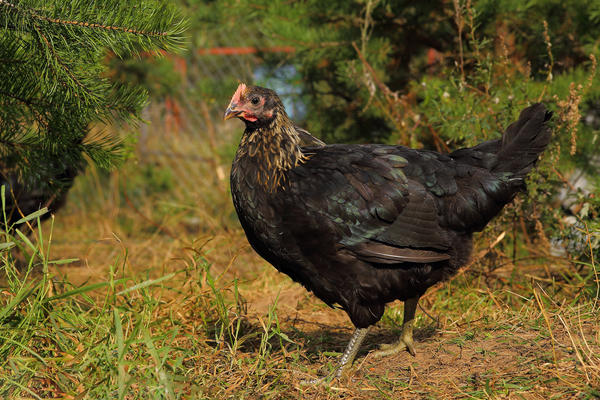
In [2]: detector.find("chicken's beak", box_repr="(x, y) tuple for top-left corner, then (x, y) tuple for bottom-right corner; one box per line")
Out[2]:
(223, 104), (242, 121)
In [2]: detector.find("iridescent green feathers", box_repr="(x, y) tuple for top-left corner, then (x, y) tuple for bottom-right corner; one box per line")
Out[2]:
(228, 85), (551, 328)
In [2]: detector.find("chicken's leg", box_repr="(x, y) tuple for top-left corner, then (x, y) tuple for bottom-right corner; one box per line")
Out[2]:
(372, 296), (418, 358)
(301, 327), (369, 385)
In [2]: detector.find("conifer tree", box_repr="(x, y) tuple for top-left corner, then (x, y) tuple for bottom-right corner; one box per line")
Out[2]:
(0, 0), (185, 223)
(199, 0), (599, 258)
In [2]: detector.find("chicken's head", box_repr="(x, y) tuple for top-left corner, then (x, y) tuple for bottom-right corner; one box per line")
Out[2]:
(223, 83), (283, 126)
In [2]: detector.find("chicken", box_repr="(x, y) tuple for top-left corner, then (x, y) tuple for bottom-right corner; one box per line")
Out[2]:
(1, 161), (79, 230)
(294, 125), (326, 147)
(224, 83), (552, 383)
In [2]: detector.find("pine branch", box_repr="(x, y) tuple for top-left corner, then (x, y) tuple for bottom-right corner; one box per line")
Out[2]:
(0, 0), (171, 37)
(0, 0), (187, 198)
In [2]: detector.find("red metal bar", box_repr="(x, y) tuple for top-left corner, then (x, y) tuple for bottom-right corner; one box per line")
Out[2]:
(197, 46), (296, 55)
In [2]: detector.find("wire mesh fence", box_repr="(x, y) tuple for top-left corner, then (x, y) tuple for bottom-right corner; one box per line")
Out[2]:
(136, 26), (290, 201)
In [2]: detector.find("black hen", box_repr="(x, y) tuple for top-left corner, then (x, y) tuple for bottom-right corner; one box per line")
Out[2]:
(224, 84), (552, 382)
(1, 162), (79, 230)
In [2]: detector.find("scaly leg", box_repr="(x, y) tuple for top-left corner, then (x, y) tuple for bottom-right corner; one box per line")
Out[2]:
(372, 296), (418, 358)
(301, 327), (370, 385)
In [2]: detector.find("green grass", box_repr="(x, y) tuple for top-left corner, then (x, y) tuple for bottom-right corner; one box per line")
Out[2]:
(0, 207), (303, 398)
(1, 164), (599, 399)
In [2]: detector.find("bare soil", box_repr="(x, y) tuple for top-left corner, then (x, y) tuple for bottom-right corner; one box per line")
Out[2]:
(42, 201), (600, 399)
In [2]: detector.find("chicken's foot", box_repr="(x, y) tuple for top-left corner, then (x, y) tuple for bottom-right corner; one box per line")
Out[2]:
(300, 327), (370, 385)
(372, 296), (418, 358)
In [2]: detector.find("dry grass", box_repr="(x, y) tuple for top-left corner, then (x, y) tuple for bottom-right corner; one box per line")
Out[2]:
(0, 87), (598, 400)
(0, 127), (595, 399)
(2, 1), (598, 397)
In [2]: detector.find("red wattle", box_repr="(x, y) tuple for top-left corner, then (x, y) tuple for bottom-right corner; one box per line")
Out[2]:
(243, 113), (258, 122)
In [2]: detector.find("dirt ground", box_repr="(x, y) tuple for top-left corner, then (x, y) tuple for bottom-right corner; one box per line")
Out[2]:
(42, 207), (599, 399)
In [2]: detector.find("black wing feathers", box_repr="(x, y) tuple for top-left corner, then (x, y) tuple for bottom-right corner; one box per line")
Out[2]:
(285, 145), (452, 265)
(278, 105), (551, 266)
(374, 180), (451, 251)
(351, 242), (451, 264)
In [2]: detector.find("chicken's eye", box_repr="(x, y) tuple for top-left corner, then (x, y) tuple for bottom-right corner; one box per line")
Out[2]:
(250, 97), (260, 105)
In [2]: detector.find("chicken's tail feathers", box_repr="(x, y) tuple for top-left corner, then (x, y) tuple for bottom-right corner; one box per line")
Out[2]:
(492, 103), (552, 177)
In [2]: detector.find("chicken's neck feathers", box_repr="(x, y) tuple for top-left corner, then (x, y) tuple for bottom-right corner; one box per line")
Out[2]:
(233, 111), (307, 192)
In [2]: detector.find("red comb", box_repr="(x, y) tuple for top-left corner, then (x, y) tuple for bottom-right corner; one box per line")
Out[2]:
(230, 83), (247, 104)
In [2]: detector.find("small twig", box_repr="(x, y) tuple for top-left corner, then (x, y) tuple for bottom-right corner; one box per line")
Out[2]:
(576, 218), (599, 310)
(351, 41), (412, 143)
(577, 308), (600, 370)
(533, 288), (559, 374)
(351, 42), (396, 100)
(417, 303), (439, 327)
(452, 0), (466, 86)
(425, 123), (451, 153)
(518, 215), (533, 248)
(512, 210), (517, 265)
(558, 314), (590, 383)
(542, 20), (554, 82)
(0, 0), (169, 36)
(551, 165), (577, 193)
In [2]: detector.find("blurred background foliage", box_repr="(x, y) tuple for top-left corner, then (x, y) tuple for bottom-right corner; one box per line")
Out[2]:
(2, 0), (599, 276)
(1, 1), (600, 397)
(0, 0), (186, 227)
(119, 0), (599, 264)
